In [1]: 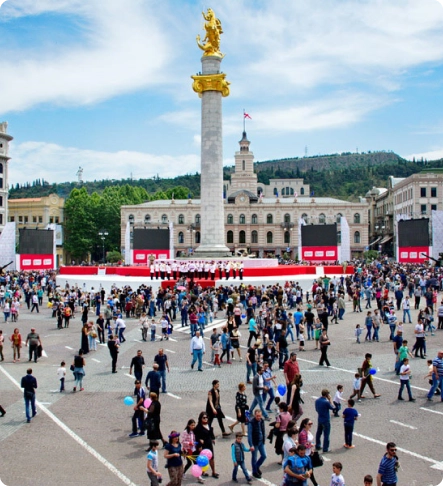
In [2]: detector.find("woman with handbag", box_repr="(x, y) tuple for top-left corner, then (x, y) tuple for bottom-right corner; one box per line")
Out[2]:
(145, 392), (166, 448)
(229, 382), (249, 435)
(72, 349), (86, 392)
(87, 321), (97, 351)
(298, 418), (320, 486)
(10, 328), (22, 362)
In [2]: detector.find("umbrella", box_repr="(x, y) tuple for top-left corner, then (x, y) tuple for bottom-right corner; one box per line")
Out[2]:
(177, 286), (187, 291)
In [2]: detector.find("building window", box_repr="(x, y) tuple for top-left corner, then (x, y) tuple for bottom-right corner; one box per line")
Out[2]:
(354, 213), (361, 224)
(431, 204), (437, 211)
(284, 231), (290, 244)
(55, 217), (59, 224)
(0, 196), (2, 207)
(9, 216), (14, 222)
(19, 216), (23, 223)
(336, 213), (343, 224)
(49, 217), (54, 224)
(266, 214), (273, 224)
(431, 187), (437, 198)
(267, 231), (273, 244)
(420, 187), (426, 197)
(251, 230), (258, 243)
(257, 188), (263, 198)
(227, 214), (234, 224)
(0, 163), (3, 173)
(128, 214), (135, 224)
(24, 216), (28, 223)
(33, 216), (37, 223)
(0, 214), (2, 225)
(319, 213), (326, 224)
(239, 214), (246, 224)
(284, 213), (290, 223)
(178, 214), (185, 224)
(195, 231), (201, 244)
(144, 214), (151, 224)
(227, 230), (234, 244)
(239, 230), (246, 244)
(242, 160), (245, 171)
(178, 232), (184, 244)
(195, 214), (200, 225)
(251, 214), (258, 224)
(300, 188), (305, 195)
(161, 214), (168, 224)
(0, 178), (3, 189)
(301, 213), (308, 223)
(39, 216), (43, 224)
(273, 188), (278, 196)
(421, 204), (427, 215)
(337, 230), (342, 244)
(354, 231), (361, 244)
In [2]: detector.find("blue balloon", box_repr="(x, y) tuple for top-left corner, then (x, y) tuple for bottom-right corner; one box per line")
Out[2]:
(241, 314), (246, 319)
(277, 384), (287, 397)
(124, 396), (134, 406)
(369, 368), (377, 375)
(196, 455), (209, 467)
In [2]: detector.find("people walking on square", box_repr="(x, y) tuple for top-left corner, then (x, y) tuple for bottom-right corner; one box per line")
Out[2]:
(206, 379), (230, 437)
(398, 358), (415, 402)
(195, 411), (219, 478)
(250, 366), (270, 420)
(146, 440), (162, 486)
(283, 352), (300, 405)
(315, 389), (334, 453)
(342, 398), (359, 448)
(129, 349), (145, 382)
(231, 432), (253, 484)
(57, 361), (66, 392)
(364, 311), (373, 341)
(190, 330), (205, 371)
(376, 442), (399, 486)
(81, 323), (90, 354)
(298, 418), (319, 486)
(426, 349), (443, 401)
(145, 392), (166, 447)
(25, 328), (42, 363)
(248, 409), (267, 479)
(359, 353), (381, 399)
(21, 368), (37, 423)
(145, 363), (161, 396)
(163, 431), (184, 486)
(246, 342), (259, 384)
(72, 349), (86, 392)
(129, 380), (146, 437)
(319, 329), (331, 367)
(10, 327), (22, 362)
(107, 334), (119, 373)
(229, 382), (249, 436)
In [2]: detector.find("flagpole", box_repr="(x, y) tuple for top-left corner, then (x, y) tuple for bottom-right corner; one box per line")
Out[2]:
(243, 108), (245, 132)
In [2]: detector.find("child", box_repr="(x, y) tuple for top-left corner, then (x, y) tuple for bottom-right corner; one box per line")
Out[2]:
(342, 399), (359, 448)
(363, 475), (373, 485)
(146, 440), (162, 486)
(333, 385), (346, 417)
(396, 321), (404, 334)
(213, 338), (221, 367)
(57, 361), (66, 392)
(398, 358), (415, 401)
(355, 324), (362, 344)
(231, 433), (253, 484)
(150, 319), (157, 342)
(298, 323), (305, 351)
(160, 316), (169, 341)
(330, 462), (345, 486)
(349, 373), (362, 402)
(396, 339), (413, 375)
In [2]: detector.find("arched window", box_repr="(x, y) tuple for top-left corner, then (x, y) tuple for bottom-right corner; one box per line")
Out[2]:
(301, 213), (308, 224)
(337, 230), (342, 244)
(354, 231), (361, 244)
(251, 214), (258, 224)
(251, 230), (258, 243)
(178, 232), (184, 244)
(239, 214), (246, 224)
(161, 214), (168, 224)
(273, 188), (278, 196)
(284, 213), (291, 223)
(257, 188), (263, 197)
(336, 213), (343, 224)
(239, 230), (246, 244)
(178, 214), (185, 224)
(144, 214), (151, 224)
(128, 214), (135, 224)
(300, 188), (305, 195)
(354, 213), (361, 224)
(227, 230), (234, 244)
(0, 163), (3, 174)
(242, 160), (245, 171)
(267, 231), (273, 244)
(195, 231), (201, 244)
(284, 231), (290, 244)
(227, 214), (234, 224)
(195, 214), (201, 224)
(319, 213), (326, 224)
(266, 214), (273, 224)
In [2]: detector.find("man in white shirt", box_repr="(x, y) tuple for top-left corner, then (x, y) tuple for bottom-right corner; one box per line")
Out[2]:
(401, 296), (412, 324)
(413, 319), (425, 359)
(115, 316), (126, 343)
(190, 330), (205, 371)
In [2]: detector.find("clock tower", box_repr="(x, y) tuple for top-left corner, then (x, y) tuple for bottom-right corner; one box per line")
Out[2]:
(228, 131), (258, 196)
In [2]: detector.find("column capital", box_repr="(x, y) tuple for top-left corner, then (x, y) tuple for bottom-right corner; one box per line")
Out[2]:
(191, 73), (230, 97)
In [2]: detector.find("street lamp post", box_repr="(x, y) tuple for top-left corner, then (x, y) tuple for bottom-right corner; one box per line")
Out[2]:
(98, 229), (108, 263)
(187, 225), (196, 255)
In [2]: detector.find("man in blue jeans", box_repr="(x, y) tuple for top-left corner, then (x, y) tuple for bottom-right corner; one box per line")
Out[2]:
(315, 389), (335, 453)
(427, 350), (443, 401)
(21, 368), (37, 423)
(249, 366), (270, 420)
(248, 409), (267, 479)
(154, 348), (169, 393)
(190, 330), (205, 371)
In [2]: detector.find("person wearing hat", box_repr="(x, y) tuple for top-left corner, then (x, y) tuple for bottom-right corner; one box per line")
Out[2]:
(164, 431), (184, 485)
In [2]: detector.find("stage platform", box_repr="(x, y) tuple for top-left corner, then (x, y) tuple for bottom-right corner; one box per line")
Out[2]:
(56, 264), (353, 294)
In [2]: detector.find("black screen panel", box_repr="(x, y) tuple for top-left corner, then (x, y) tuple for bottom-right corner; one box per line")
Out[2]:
(19, 229), (54, 254)
(133, 228), (170, 250)
(301, 224), (337, 247)
(398, 219), (429, 246)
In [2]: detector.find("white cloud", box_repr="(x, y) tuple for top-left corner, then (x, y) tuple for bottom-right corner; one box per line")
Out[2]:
(405, 149), (443, 161)
(9, 141), (200, 185)
(193, 134), (201, 147)
(0, 0), (171, 112)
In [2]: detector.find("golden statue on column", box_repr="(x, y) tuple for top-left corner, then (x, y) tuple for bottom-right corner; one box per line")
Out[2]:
(196, 8), (224, 58)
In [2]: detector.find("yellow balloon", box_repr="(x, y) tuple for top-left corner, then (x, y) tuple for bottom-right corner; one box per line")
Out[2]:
(201, 465), (209, 472)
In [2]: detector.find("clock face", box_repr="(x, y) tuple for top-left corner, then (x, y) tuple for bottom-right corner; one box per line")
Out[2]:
(239, 196), (245, 202)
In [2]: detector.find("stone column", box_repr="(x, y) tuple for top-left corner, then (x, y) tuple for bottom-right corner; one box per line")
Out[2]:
(192, 56), (230, 257)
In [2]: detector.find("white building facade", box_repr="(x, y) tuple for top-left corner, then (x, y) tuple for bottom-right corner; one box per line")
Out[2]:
(0, 122), (12, 234)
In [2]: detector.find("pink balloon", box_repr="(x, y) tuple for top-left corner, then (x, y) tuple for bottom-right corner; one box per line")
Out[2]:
(200, 449), (213, 460)
(144, 398), (152, 408)
(191, 464), (202, 478)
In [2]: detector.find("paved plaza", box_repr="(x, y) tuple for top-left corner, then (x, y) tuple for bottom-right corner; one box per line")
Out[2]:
(1, 294), (443, 485)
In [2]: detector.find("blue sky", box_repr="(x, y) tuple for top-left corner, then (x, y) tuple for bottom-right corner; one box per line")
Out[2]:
(1, 0), (443, 185)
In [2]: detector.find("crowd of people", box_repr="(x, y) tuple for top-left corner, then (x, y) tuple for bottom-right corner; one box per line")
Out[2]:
(1, 258), (443, 485)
